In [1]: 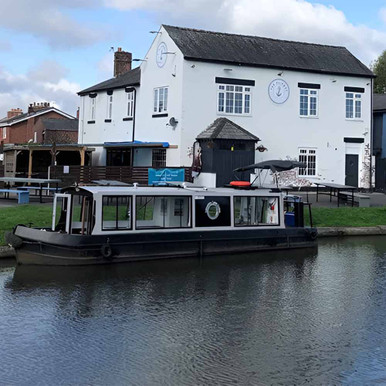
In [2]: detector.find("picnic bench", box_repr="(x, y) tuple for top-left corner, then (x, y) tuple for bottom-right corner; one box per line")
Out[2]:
(0, 177), (61, 203)
(0, 189), (29, 204)
(338, 191), (370, 207)
(315, 182), (357, 207)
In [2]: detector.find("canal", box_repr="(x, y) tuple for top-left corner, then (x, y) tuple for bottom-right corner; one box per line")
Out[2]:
(0, 237), (385, 385)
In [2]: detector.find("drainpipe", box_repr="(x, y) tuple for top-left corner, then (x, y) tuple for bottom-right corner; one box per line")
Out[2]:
(370, 78), (373, 191)
(132, 87), (137, 143)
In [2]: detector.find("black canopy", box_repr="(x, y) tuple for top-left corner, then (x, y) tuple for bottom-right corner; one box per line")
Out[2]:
(234, 160), (306, 173)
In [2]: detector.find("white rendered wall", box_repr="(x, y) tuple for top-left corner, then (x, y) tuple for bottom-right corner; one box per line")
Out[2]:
(133, 26), (185, 167)
(179, 60), (371, 187)
(78, 88), (138, 145)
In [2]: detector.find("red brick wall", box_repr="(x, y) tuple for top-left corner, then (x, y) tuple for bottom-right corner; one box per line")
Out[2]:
(3, 112), (71, 144)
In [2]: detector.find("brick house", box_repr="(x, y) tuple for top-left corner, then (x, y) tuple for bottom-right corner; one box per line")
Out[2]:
(0, 103), (76, 145)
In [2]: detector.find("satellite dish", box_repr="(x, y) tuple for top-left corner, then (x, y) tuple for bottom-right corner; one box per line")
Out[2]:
(169, 117), (178, 127)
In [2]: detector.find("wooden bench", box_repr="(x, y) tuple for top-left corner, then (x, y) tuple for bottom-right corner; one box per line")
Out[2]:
(338, 191), (370, 207)
(0, 189), (29, 204)
(17, 186), (59, 196)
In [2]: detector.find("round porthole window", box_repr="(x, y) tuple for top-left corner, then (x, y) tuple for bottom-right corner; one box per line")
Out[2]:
(205, 201), (221, 220)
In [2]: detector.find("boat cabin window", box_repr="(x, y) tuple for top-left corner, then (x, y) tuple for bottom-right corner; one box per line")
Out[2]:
(234, 196), (279, 226)
(136, 196), (191, 229)
(71, 194), (94, 234)
(195, 196), (231, 227)
(102, 196), (132, 231)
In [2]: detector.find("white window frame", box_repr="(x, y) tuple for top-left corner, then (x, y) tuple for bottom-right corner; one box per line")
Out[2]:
(2, 127), (6, 139)
(217, 84), (252, 116)
(299, 88), (318, 117)
(153, 86), (168, 114)
(106, 94), (113, 119)
(298, 148), (317, 177)
(90, 98), (96, 121)
(127, 91), (134, 118)
(345, 92), (362, 120)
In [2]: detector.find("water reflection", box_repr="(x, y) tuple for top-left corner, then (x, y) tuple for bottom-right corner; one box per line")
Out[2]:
(1, 239), (386, 384)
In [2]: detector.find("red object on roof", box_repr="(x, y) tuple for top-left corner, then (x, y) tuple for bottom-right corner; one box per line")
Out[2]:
(230, 181), (251, 187)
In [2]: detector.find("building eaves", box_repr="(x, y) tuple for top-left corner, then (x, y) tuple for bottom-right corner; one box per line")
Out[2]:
(163, 25), (374, 78)
(78, 67), (141, 95)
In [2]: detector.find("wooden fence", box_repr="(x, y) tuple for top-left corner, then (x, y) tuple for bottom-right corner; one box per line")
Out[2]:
(49, 166), (193, 186)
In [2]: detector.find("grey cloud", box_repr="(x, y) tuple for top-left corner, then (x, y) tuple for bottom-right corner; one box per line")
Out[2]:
(0, 64), (78, 119)
(27, 61), (69, 83)
(0, 0), (105, 48)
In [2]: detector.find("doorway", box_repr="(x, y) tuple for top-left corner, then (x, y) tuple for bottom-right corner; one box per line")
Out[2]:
(345, 154), (359, 187)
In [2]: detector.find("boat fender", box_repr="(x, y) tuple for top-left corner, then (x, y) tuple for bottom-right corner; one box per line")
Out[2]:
(101, 244), (114, 260)
(4, 232), (23, 249)
(309, 229), (318, 240)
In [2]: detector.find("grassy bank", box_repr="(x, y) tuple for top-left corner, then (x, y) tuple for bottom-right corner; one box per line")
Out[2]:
(0, 205), (53, 245)
(306, 207), (386, 227)
(1, 205), (386, 246)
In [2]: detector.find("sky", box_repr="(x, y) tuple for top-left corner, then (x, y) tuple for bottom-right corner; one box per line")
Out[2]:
(1, 0), (386, 118)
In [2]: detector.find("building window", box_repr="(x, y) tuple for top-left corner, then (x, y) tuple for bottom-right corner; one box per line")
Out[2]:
(127, 91), (134, 118)
(107, 95), (113, 119)
(102, 196), (132, 231)
(299, 89), (318, 117)
(346, 93), (361, 119)
(217, 84), (251, 115)
(299, 149), (317, 176)
(2, 127), (6, 139)
(154, 87), (168, 114)
(90, 98), (96, 121)
(152, 149), (166, 168)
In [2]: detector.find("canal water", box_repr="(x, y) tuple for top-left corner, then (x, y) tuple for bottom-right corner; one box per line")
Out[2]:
(0, 237), (385, 385)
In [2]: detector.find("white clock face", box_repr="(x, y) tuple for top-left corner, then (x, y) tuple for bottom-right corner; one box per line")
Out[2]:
(156, 42), (167, 67)
(268, 79), (290, 104)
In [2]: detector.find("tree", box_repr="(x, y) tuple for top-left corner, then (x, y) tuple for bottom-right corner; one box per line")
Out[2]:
(372, 50), (386, 93)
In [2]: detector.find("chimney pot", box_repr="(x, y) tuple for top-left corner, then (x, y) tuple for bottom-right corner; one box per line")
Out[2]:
(7, 107), (23, 119)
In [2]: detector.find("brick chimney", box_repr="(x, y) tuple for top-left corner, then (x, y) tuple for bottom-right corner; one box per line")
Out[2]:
(28, 102), (50, 114)
(114, 47), (132, 77)
(7, 108), (23, 119)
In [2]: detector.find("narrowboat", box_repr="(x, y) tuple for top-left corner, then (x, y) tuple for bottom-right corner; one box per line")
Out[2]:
(8, 183), (317, 266)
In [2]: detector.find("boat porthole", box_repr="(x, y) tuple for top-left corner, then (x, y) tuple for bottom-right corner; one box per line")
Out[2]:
(205, 201), (221, 220)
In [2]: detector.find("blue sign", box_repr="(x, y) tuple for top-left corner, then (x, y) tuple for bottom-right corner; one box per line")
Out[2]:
(148, 168), (185, 186)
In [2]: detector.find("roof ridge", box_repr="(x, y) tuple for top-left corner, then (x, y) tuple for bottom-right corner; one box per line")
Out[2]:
(162, 24), (346, 50)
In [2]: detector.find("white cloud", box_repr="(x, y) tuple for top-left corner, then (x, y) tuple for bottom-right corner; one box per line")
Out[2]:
(0, 62), (79, 118)
(97, 52), (115, 81)
(0, 0), (105, 48)
(105, 0), (386, 65)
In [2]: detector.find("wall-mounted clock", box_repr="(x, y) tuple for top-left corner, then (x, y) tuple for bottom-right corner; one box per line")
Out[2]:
(156, 42), (168, 68)
(268, 79), (290, 104)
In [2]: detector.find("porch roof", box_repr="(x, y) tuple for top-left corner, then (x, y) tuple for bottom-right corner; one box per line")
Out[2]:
(104, 141), (170, 148)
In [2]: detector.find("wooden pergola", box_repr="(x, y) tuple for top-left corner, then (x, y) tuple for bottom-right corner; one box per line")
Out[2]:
(2, 144), (94, 179)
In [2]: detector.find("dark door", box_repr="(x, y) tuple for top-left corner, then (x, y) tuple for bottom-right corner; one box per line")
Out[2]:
(214, 149), (255, 187)
(345, 154), (358, 187)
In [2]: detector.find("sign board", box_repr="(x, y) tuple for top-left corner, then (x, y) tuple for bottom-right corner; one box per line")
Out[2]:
(148, 168), (185, 186)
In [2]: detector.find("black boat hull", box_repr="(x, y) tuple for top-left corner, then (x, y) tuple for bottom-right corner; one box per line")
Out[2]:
(13, 225), (317, 266)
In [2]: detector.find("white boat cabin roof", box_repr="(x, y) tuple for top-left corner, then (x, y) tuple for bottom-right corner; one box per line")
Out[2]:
(69, 185), (282, 196)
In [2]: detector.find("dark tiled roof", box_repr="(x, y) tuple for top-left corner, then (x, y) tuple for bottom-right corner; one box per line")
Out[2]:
(78, 67), (140, 95)
(197, 118), (259, 141)
(42, 118), (78, 131)
(0, 107), (73, 126)
(373, 93), (386, 111)
(164, 25), (374, 78)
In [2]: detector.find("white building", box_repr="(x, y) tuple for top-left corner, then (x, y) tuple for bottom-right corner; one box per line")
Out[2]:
(78, 25), (374, 188)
